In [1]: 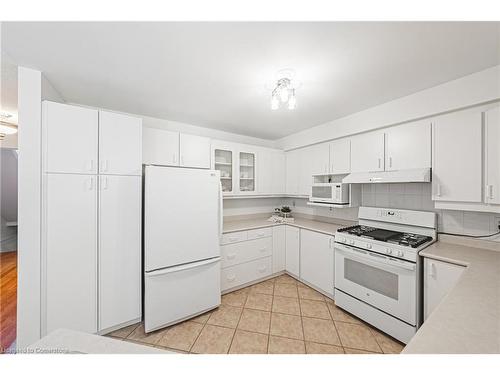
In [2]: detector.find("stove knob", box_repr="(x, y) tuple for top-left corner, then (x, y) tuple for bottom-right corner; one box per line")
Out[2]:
(341, 238), (346, 243)
(397, 250), (404, 257)
(349, 240), (355, 245)
(386, 249), (392, 255)
(366, 244), (372, 249)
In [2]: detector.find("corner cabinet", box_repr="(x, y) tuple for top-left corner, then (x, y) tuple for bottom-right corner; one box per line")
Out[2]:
(485, 107), (500, 205)
(423, 258), (465, 320)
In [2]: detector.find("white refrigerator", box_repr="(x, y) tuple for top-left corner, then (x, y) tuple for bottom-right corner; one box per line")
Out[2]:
(144, 166), (222, 333)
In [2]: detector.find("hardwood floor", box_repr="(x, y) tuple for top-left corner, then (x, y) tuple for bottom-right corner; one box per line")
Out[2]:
(0, 251), (17, 353)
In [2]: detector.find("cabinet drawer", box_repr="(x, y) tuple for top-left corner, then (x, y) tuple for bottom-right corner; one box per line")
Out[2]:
(221, 237), (272, 268)
(247, 227), (272, 240)
(221, 257), (272, 291)
(221, 231), (247, 245)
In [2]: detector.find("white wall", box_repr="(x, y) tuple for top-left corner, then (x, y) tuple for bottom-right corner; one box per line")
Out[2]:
(277, 65), (500, 150)
(17, 67), (65, 349)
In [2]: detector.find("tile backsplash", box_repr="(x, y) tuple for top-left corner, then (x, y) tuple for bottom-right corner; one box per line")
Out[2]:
(222, 183), (500, 242)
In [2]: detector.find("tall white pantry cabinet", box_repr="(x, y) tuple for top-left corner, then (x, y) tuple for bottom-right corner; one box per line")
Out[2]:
(41, 101), (142, 336)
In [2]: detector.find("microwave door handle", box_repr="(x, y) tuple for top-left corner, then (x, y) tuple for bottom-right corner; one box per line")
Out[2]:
(334, 244), (415, 272)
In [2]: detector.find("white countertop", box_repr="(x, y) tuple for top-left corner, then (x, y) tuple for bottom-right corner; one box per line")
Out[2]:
(27, 329), (171, 354)
(403, 238), (500, 354)
(223, 216), (348, 236)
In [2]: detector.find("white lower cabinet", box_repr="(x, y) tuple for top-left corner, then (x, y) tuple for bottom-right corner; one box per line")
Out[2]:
(220, 228), (273, 291)
(285, 226), (300, 277)
(98, 175), (142, 332)
(299, 229), (334, 297)
(423, 258), (465, 320)
(221, 257), (272, 291)
(44, 173), (98, 335)
(272, 226), (286, 273)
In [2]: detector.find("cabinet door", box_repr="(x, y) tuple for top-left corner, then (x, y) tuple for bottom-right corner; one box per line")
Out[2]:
(272, 226), (286, 273)
(99, 175), (142, 332)
(298, 148), (314, 196)
(300, 229), (334, 296)
(44, 173), (97, 334)
(238, 150), (256, 193)
(99, 111), (142, 176)
(285, 150), (299, 195)
(424, 258), (465, 320)
(309, 143), (330, 175)
(485, 107), (500, 204)
(329, 138), (351, 174)
(43, 101), (98, 174)
(385, 120), (431, 171)
(142, 127), (179, 166)
(213, 144), (235, 194)
(350, 131), (385, 173)
(180, 133), (211, 169)
(271, 151), (286, 195)
(285, 226), (300, 277)
(432, 111), (482, 202)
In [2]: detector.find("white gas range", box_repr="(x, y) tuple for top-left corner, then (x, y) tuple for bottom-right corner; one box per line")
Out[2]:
(334, 207), (437, 344)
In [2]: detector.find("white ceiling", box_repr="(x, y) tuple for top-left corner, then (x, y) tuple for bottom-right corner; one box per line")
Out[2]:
(2, 22), (500, 139)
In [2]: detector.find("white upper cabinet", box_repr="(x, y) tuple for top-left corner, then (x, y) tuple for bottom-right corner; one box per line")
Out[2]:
(258, 148), (285, 195)
(212, 142), (235, 194)
(286, 149), (300, 195)
(180, 133), (211, 169)
(99, 111), (142, 176)
(485, 107), (500, 205)
(350, 131), (385, 173)
(385, 120), (431, 171)
(329, 138), (351, 174)
(432, 110), (482, 202)
(43, 101), (98, 174)
(238, 149), (257, 194)
(309, 143), (330, 175)
(298, 147), (314, 196)
(142, 127), (180, 166)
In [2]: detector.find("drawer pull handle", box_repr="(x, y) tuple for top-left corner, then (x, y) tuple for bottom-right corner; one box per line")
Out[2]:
(227, 253), (236, 260)
(229, 237), (238, 242)
(259, 247), (267, 252)
(227, 275), (236, 281)
(258, 266), (267, 273)
(257, 233), (265, 237)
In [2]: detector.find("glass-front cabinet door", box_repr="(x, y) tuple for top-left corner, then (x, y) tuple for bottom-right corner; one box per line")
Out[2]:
(214, 148), (233, 193)
(238, 151), (255, 193)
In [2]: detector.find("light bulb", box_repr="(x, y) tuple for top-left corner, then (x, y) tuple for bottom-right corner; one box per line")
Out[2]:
(271, 95), (279, 110)
(279, 86), (289, 102)
(288, 92), (297, 110)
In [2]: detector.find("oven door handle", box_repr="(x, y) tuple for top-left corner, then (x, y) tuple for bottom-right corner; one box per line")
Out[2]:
(334, 244), (416, 272)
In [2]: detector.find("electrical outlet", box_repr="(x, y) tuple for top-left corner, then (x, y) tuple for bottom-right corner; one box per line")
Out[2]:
(292, 200), (296, 207)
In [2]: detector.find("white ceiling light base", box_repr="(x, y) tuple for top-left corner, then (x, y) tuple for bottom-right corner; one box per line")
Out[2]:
(270, 69), (300, 111)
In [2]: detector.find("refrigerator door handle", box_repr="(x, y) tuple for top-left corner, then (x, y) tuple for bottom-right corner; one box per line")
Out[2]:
(218, 181), (223, 240)
(147, 257), (221, 277)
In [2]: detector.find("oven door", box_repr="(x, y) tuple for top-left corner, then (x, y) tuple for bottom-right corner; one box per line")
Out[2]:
(334, 243), (417, 325)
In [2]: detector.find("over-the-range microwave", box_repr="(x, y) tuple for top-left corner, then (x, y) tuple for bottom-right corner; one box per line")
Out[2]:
(310, 183), (350, 205)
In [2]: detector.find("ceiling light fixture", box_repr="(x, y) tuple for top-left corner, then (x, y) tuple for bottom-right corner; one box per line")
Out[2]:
(270, 69), (300, 111)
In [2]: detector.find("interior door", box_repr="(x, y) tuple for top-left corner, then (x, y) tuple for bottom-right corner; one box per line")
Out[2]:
(99, 175), (142, 332)
(144, 166), (221, 271)
(432, 110), (482, 202)
(142, 127), (179, 166)
(44, 173), (97, 334)
(350, 131), (385, 173)
(385, 120), (431, 171)
(99, 111), (142, 176)
(180, 133), (211, 169)
(43, 101), (98, 174)
(300, 230), (334, 296)
(485, 107), (500, 204)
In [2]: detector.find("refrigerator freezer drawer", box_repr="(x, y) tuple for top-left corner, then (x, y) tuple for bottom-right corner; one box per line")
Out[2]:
(144, 257), (221, 333)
